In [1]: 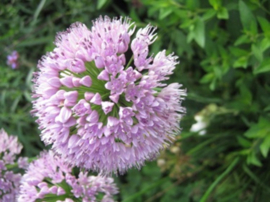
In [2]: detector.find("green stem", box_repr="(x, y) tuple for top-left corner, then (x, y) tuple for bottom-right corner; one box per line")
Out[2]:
(200, 157), (239, 202)
(125, 55), (134, 69)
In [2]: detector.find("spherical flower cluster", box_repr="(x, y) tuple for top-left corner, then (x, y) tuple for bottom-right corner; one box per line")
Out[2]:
(18, 151), (118, 202)
(0, 128), (27, 202)
(7, 51), (19, 69)
(32, 16), (186, 174)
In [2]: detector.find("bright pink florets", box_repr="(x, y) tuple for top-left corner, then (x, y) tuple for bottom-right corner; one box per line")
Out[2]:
(18, 151), (118, 202)
(32, 16), (186, 174)
(0, 129), (27, 202)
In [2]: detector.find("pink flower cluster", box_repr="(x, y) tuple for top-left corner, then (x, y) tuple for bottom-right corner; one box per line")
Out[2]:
(32, 16), (186, 174)
(18, 151), (118, 202)
(0, 129), (28, 202)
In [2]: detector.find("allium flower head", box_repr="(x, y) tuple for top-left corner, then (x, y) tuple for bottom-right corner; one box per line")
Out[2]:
(0, 129), (26, 202)
(7, 51), (19, 69)
(32, 16), (186, 174)
(18, 151), (118, 202)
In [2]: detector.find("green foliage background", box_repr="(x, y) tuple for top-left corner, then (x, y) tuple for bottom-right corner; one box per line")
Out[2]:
(1, 0), (270, 201)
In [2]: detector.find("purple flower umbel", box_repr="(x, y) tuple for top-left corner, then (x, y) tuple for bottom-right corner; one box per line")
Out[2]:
(18, 151), (118, 202)
(0, 129), (27, 202)
(7, 51), (19, 69)
(32, 16), (186, 174)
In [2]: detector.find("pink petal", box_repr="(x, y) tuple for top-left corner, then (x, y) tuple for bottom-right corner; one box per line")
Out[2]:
(101, 101), (114, 115)
(64, 91), (78, 106)
(80, 75), (92, 87)
(72, 77), (81, 87)
(86, 110), (99, 123)
(90, 93), (102, 105)
(107, 116), (119, 127)
(60, 77), (74, 88)
(58, 107), (72, 123)
(48, 77), (61, 88)
(109, 94), (120, 103)
(97, 70), (110, 81)
(94, 56), (105, 68)
(84, 92), (95, 101)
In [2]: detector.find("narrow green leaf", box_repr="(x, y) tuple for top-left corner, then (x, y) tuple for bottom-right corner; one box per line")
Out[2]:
(234, 35), (250, 46)
(233, 56), (249, 68)
(217, 7), (229, 19)
(200, 73), (214, 84)
(257, 16), (270, 35)
(260, 37), (270, 51)
(260, 135), (270, 158)
(180, 19), (194, 29)
(186, 0), (200, 9)
(247, 152), (262, 167)
(237, 136), (251, 148)
(97, 0), (108, 9)
(187, 30), (195, 43)
(239, 0), (257, 32)
(208, 0), (221, 10)
(23, 91), (32, 102)
(33, 0), (46, 24)
(260, 143), (269, 158)
(159, 8), (172, 20)
(209, 79), (216, 90)
(252, 44), (263, 62)
(200, 158), (239, 202)
(239, 85), (252, 105)
(244, 117), (270, 138)
(202, 9), (216, 20)
(194, 18), (205, 48)
(11, 95), (21, 113)
(254, 58), (270, 74)
(229, 47), (248, 57)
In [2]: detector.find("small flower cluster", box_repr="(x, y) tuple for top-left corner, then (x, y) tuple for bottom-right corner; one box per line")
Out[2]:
(32, 16), (186, 174)
(18, 151), (118, 202)
(7, 51), (19, 69)
(0, 129), (27, 202)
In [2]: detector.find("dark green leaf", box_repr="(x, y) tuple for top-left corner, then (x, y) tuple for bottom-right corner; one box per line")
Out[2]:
(159, 8), (172, 20)
(239, 0), (257, 32)
(33, 0), (46, 24)
(97, 0), (108, 9)
(252, 44), (263, 62)
(233, 56), (249, 68)
(200, 73), (214, 84)
(244, 117), (270, 139)
(209, 0), (221, 10)
(217, 7), (229, 19)
(247, 152), (262, 167)
(253, 58), (270, 74)
(237, 136), (252, 148)
(257, 16), (270, 37)
(203, 9), (216, 20)
(260, 37), (270, 51)
(234, 35), (250, 46)
(260, 135), (270, 158)
(194, 18), (205, 48)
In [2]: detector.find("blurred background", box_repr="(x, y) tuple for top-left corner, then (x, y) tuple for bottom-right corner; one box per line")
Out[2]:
(1, 0), (270, 201)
